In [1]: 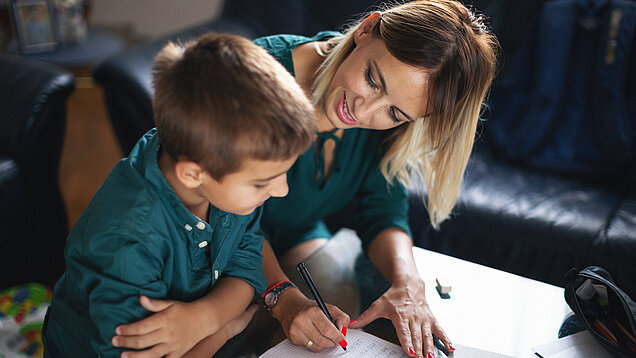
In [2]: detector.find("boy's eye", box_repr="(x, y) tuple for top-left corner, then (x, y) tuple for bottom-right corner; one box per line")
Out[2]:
(365, 68), (379, 90)
(254, 184), (267, 189)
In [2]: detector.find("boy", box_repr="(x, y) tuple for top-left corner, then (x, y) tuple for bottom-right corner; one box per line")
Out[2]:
(42, 33), (315, 357)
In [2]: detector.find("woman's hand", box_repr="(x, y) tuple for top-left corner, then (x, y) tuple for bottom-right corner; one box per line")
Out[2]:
(274, 289), (349, 352)
(181, 303), (259, 358)
(348, 278), (453, 358)
(111, 296), (209, 358)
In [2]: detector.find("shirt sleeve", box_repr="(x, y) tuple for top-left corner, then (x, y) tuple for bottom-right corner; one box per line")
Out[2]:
(65, 227), (168, 357)
(352, 148), (412, 254)
(222, 208), (267, 296)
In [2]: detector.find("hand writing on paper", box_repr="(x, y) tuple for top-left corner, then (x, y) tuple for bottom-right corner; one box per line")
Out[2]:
(276, 291), (349, 352)
(112, 296), (208, 358)
(349, 278), (452, 358)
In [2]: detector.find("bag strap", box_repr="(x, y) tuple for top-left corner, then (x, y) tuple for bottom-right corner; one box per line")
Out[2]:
(592, 0), (636, 173)
(504, 0), (577, 159)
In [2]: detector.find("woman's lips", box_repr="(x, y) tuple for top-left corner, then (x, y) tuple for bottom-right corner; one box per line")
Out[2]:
(337, 93), (357, 125)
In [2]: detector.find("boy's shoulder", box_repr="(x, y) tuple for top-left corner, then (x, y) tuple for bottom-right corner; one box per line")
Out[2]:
(68, 130), (178, 246)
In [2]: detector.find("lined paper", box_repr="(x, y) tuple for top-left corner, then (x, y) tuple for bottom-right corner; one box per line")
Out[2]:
(259, 329), (514, 358)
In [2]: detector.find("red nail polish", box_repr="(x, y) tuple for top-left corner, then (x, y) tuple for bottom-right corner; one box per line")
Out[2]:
(341, 326), (347, 336)
(409, 347), (416, 355)
(428, 353), (435, 358)
(449, 343), (455, 351)
(339, 339), (347, 348)
(349, 320), (356, 324)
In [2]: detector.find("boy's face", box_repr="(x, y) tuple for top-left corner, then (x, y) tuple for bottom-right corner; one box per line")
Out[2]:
(198, 156), (297, 216)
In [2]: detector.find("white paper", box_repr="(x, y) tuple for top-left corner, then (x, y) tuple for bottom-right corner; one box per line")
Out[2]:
(531, 330), (613, 358)
(260, 329), (515, 358)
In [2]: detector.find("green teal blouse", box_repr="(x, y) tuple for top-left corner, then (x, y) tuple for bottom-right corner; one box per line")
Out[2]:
(254, 33), (412, 255)
(43, 129), (266, 357)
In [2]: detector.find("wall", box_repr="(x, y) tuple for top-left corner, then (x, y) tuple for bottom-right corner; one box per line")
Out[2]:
(90, 0), (223, 41)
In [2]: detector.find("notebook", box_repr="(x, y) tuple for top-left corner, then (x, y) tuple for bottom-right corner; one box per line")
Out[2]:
(259, 328), (514, 358)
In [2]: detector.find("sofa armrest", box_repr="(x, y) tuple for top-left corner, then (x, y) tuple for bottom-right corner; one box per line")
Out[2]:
(0, 54), (74, 288)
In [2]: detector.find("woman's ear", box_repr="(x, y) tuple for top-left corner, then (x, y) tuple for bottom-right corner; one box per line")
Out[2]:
(174, 160), (204, 189)
(354, 12), (381, 44)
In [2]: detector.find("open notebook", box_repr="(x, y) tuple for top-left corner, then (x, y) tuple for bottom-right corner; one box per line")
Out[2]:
(259, 329), (514, 358)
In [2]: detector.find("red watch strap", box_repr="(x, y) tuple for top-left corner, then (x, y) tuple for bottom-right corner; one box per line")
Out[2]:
(261, 280), (293, 297)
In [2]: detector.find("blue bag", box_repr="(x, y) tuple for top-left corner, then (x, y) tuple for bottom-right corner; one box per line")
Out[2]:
(487, 0), (636, 182)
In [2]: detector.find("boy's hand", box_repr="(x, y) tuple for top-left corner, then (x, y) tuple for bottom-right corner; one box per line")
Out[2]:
(112, 295), (209, 358)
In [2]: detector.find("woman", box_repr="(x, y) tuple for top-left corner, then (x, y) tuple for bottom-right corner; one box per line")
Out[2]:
(112, 1), (498, 357)
(256, 1), (498, 358)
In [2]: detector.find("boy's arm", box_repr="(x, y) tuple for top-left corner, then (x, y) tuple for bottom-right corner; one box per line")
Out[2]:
(113, 277), (254, 358)
(115, 210), (266, 356)
(61, 231), (169, 357)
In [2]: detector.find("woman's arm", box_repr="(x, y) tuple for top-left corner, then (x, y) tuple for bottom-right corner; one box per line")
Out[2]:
(349, 228), (454, 358)
(262, 240), (349, 352)
(182, 303), (259, 358)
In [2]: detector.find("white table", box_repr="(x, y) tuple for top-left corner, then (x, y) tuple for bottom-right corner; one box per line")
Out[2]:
(413, 247), (572, 357)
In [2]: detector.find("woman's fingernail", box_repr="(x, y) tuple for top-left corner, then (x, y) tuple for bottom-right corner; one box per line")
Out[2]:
(428, 353), (435, 358)
(349, 320), (356, 324)
(341, 326), (347, 336)
(409, 347), (416, 355)
(449, 343), (455, 351)
(339, 339), (347, 348)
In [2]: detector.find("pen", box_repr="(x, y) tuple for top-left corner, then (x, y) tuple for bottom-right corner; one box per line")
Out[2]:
(433, 335), (449, 357)
(296, 262), (347, 352)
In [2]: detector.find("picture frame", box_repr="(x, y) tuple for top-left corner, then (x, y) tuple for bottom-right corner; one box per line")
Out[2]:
(10, 0), (57, 54)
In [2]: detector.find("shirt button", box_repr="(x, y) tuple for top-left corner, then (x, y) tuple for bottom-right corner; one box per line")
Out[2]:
(214, 270), (219, 279)
(196, 222), (206, 230)
(198, 241), (208, 248)
(221, 216), (231, 228)
(184, 224), (192, 231)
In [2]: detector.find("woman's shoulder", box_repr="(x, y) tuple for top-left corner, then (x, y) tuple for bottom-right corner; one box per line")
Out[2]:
(254, 31), (342, 75)
(254, 31), (342, 50)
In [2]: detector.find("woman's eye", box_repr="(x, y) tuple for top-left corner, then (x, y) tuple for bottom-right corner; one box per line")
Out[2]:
(365, 68), (379, 90)
(389, 107), (401, 124)
(254, 184), (267, 189)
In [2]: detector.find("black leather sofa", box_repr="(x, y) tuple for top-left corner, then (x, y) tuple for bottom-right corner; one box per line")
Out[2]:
(92, 0), (636, 299)
(0, 54), (74, 289)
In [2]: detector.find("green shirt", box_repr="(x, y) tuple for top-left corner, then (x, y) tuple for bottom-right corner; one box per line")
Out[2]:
(254, 33), (412, 255)
(43, 129), (266, 357)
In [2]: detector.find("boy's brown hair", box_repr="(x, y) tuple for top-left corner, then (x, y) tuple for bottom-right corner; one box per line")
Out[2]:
(152, 33), (315, 180)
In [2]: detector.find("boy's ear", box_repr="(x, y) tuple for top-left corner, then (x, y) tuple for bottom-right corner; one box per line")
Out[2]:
(174, 160), (205, 189)
(355, 12), (381, 44)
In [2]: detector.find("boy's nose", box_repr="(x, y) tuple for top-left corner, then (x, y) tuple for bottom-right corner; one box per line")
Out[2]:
(268, 174), (289, 198)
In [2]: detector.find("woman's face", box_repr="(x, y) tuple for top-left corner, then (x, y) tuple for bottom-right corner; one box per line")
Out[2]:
(320, 20), (431, 131)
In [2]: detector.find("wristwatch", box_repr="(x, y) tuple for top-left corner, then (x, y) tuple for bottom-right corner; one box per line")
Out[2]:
(261, 280), (297, 314)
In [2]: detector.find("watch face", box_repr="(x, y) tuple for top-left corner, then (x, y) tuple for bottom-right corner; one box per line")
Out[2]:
(264, 292), (277, 307)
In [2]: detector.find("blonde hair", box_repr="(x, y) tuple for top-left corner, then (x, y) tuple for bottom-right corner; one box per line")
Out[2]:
(152, 33), (315, 180)
(312, 0), (498, 228)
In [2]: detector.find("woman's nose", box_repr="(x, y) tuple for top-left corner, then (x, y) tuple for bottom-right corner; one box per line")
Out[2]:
(353, 93), (386, 124)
